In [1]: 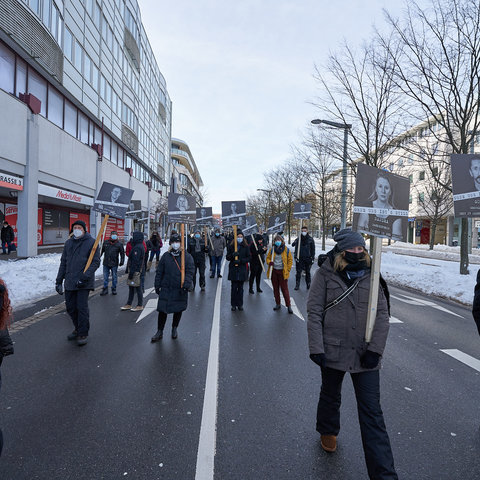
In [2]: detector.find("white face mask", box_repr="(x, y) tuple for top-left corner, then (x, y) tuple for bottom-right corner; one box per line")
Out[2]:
(237, 237), (243, 243)
(172, 242), (181, 250)
(73, 228), (84, 238)
(301, 231), (307, 236)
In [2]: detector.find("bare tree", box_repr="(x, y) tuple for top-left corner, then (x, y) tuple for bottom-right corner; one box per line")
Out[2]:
(381, 0), (480, 273)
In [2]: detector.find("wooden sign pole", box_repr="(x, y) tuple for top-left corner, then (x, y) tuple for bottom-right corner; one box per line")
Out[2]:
(365, 236), (382, 343)
(84, 214), (109, 273)
(297, 219), (303, 261)
(251, 234), (265, 273)
(181, 223), (185, 287)
(233, 225), (238, 252)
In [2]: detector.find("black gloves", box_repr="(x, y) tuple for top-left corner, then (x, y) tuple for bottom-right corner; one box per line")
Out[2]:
(55, 283), (64, 295)
(310, 353), (326, 368)
(361, 350), (381, 369)
(75, 275), (88, 289)
(155, 287), (160, 295)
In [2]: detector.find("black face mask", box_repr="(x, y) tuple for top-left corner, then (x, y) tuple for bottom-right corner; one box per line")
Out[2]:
(344, 251), (364, 264)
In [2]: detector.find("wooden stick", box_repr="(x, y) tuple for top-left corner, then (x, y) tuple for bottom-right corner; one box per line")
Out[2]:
(233, 225), (238, 252)
(251, 234), (265, 273)
(181, 223), (185, 287)
(365, 236), (382, 342)
(84, 214), (109, 273)
(267, 248), (275, 279)
(297, 219), (303, 261)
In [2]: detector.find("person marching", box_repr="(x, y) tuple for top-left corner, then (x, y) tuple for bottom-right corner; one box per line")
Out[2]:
(226, 229), (251, 311)
(55, 220), (101, 346)
(146, 232), (163, 272)
(248, 234), (267, 294)
(100, 230), (125, 296)
(1, 221), (15, 255)
(187, 229), (209, 291)
(292, 225), (316, 290)
(0, 279), (14, 457)
(266, 234), (293, 313)
(210, 229), (226, 278)
(121, 231), (145, 312)
(151, 233), (194, 341)
(307, 229), (397, 479)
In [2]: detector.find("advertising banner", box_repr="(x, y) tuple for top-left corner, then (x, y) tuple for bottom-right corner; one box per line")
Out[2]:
(352, 163), (410, 241)
(5, 204), (43, 246)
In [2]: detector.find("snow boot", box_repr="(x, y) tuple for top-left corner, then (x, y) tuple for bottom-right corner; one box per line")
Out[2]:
(67, 330), (78, 341)
(111, 287), (117, 295)
(171, 327), (178, 339)
(273, 304), (281, 311)
(100, 287), (108, 296)
(294, 281), (300, 291)
(287, 306), (294, 314)
(77, 336), (88, 346)
(151, 330), (163, 342)
(146, 261), (153, 272)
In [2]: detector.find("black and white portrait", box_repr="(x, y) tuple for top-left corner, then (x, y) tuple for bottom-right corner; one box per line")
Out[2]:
(352, 164), (409, 241)
(293, 202), (312, 219)
(93, 181), (134, 219)
(168, 192), (196, 223)
(451, 154), (480, 217)
(196, 207), (213, 226)
(243, 215), (258, 236)
(221, 201), (246, 227)
(267, 213), (286, 234)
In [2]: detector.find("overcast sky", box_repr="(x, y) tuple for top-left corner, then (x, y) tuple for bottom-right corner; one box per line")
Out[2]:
(139, 0), (410, 212)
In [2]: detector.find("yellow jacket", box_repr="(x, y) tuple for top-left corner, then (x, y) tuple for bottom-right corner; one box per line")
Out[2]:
(266, 246), (293, 280)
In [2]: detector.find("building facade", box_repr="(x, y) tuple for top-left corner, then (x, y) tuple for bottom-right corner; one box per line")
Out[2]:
(171, 138), (203, 207)
(0, 0), (173, 255)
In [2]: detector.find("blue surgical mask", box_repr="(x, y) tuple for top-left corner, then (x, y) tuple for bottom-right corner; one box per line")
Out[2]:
(195, 234), (201, 239)
(275, 241), (282, 247)
(111, 234), (118, 240)
(237, 237), (243, 243)
(215, 233), (220, 237)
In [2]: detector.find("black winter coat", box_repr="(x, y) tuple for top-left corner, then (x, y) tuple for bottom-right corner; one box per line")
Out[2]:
(472, 270), (480, 335)
(56, 233), (101, 290)
(1, 225), (14, 243)
(155, 250), (195, 313)
(126, 232), (146, 275)
(226, 242), (251, 282)
(249, 241), (266, 268)
(187, 237), (208, 267)
(292, 234), (315, 262)
(101, 239), (125, 267)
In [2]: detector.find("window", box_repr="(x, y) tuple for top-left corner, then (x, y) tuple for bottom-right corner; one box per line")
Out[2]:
(85, 0), (93, 16)
(64, 100), (77, 136)
(29, 0), (40, 16)
(408, 154), (414, 165)
(419, 171), (425, 181)
(74, 41), (83, 72)
(0, 43), (15, 94)
(103, 135), (111, 160)
(91, 64), (98, 90)
(84, 54), (91, 83)
(63, 28), (73, 61)
(111, 141), (118, 165)
(78, 112), (89, 143)
(409, 195), (412, 204)
(397, 158), (404, 167)
(432, 166), (439, 176)
(28, 69), (47, 116)
(47, 86), (63, 127)
(409, 174), (413, 183)
(15, 58), (27, 96)
(42, 0), (51, 29)
(418, 193), (425, 202)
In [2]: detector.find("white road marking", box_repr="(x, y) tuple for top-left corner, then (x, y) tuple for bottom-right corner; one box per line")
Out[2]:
(195, 261), (225, 479)
(391, 293), (463, 318)
(264, 279), (305, 321)
(389, 316), (403, 324)
(440, 349), (480, 373)
(135, 298), (157, 323)
(143, 287), (155, 297)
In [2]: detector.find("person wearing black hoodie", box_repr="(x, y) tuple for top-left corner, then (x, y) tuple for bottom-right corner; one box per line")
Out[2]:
(248, 234), (267, 294)
(121, 231), (145, 312)
(292, 225), (316, 290)
(55, 220), (101, 346)
(100, 230), (125, 295)
(187, 229), (209, 291)
(226, 230), (251, 311)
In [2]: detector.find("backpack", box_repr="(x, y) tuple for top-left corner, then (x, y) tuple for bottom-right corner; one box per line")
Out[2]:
(316, 253), (391, 316)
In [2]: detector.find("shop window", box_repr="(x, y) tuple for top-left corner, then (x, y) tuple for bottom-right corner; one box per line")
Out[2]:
(47, 86), (63, 128)
(64, 100), (77, 136)
(78, 111), (89, 144)
(28, 69), (47, 116)
(0, 43), (15, 94)
(15, 58), (27, 97)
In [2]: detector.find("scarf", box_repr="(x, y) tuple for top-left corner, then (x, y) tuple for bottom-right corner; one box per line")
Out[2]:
(274, 244), (285, 255)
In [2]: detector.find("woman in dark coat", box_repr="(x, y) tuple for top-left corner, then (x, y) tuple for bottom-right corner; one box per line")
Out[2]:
(151, 233), (195, 341)
(121, 231), (145, 312)
(248, 234), (267, 294)
(307, 229), (397, 480)
(226, 229), (251, 311)
(0, 279), (14, 457)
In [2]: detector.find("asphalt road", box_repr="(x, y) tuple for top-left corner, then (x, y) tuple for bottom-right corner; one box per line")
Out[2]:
(1, 261), (480, 479)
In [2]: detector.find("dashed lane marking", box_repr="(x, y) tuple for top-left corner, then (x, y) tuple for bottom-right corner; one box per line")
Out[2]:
(390, 293), (463, 318)
(135, 298), (157, 323)
(389, 316), (403, 324)
(440, 349), (480, 373)
(263, 279), (305, 321)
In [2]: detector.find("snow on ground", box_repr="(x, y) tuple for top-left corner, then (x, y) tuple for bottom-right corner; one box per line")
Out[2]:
(0, 239), (478, 309)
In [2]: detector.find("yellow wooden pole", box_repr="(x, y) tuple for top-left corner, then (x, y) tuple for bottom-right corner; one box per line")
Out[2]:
(83, 214), (109, 273)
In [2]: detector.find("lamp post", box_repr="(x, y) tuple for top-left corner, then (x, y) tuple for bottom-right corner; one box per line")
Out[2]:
(257, 188), (272, 229)
(311, 119), (351, 230)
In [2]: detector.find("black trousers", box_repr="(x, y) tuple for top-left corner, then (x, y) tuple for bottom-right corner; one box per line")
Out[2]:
(230, 280), (244, 307)
(249, 264), (263, 290)
(158, 311), (183, 330)
(295, 258), (312, 285)
(127, 285), (143, 307)
(65, 289), (91, 337)
(317, 367), (398, 480)
(193, 263), (206, 288)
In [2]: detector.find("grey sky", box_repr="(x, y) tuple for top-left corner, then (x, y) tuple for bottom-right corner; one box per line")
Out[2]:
(139, 0), (410, 212)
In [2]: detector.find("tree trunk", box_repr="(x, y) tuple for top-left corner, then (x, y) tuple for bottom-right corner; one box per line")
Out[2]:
(321, 218), (326, 251)
(460, 217), (469, 275)
(429, 221), (437, 251)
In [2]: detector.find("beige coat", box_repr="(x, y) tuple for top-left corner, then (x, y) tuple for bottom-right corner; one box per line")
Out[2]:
(307, 257), (390, 373)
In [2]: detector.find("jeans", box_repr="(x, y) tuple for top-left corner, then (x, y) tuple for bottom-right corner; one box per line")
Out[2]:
(103, 265), (118, 289)
(230, 280), (244, 307)
(149, 249), (160, 261)
(271, 269), (291, 306)
(211, 255), (223, 276)
(1, 242), (12, 254)
(317, 367), (398, 480)
(127, 285), (143, 307)
(65, 289), (91, 337)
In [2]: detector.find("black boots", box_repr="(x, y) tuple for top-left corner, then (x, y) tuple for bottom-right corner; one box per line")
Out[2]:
(294, 282), (300, 291)
(67, 330), (78, 341)
(171, 327), (178, 339)
(151, 330), (163, 342)
(273, 304), (281, 311)
(100, 287), (108, 296)
(249, 288), (255, 294)
(111, 287), (117, 295)
(287, 306), (294, 314)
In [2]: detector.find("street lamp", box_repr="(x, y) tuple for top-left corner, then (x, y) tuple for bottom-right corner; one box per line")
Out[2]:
(311, 119), (352, 230)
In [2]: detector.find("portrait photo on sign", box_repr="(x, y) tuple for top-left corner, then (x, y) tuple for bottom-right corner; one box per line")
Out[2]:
(221, 201), (246, 227)
(293, 202), (312, 219)
(167, 193), (196, 223)
(267, 212), (286, 234)
(352, 164), (409, 241)
(196, 207), (213, 226)
(243, 215), (259, 236)
(93, 182), (134, 219)
(451, 154), (480, 217)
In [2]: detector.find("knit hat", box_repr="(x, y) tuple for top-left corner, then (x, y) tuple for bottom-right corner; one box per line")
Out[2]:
(333, 228), (365, 251)
(71, 220), (87, 232)
(169, 233), (181, 244)
(236, 229), (243, 236)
